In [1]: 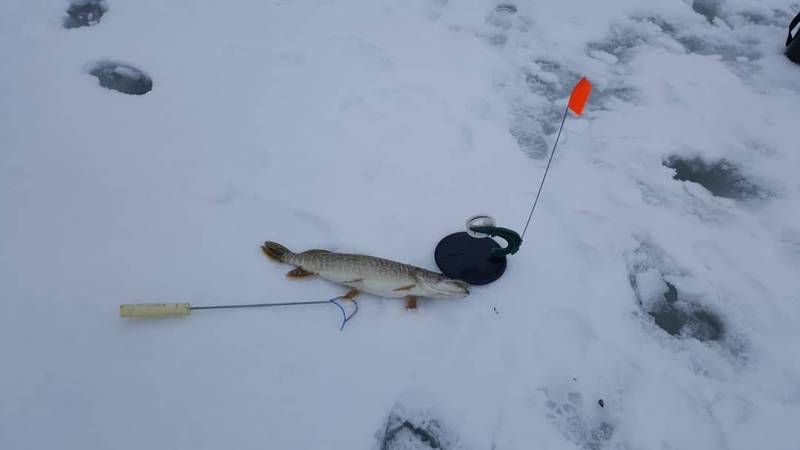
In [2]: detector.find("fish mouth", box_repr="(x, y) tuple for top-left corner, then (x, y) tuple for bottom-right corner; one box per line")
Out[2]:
(415, 270), (471, 298)
(428, 278), (470, 298)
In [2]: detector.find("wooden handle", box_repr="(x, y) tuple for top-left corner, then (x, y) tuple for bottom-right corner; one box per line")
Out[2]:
(120, 303), (191, 318)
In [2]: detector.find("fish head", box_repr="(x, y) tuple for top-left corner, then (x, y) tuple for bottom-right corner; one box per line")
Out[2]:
(415, 270), (470, 298)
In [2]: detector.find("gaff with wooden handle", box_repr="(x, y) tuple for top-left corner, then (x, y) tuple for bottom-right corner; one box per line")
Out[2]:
(119, 297), (359, 331)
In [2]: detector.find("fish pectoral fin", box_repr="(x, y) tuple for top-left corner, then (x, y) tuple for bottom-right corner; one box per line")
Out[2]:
(342, 278), (363, 284)
(286, 267), (315, 278)
(405, 296), (418, 310)
(393, 284), (416, 292)
(343, 289), (360, 300)
(302, 249), (331, 255)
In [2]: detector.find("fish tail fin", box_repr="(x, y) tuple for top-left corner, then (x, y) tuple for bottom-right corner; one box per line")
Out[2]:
(262, 241), (292, 262)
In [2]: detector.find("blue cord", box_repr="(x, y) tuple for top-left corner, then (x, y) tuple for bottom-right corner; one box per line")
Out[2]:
(330, 298), (359, 331)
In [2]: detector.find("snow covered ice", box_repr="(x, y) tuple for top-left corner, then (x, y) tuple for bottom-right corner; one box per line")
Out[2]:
(2, 0), (800, 449)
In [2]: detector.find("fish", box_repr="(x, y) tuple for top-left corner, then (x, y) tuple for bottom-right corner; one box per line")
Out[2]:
(261, 241), (470, 309)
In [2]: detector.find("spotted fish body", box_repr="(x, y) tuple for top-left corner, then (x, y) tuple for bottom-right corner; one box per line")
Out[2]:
(262, 242), (470, 299)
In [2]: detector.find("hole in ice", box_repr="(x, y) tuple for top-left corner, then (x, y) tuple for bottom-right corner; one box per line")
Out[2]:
(629, 259), (726, 343)
(63, 0), (107, 29)
(87, 61), (153, 95)
(495, 4), (517, 14)
(649, 282), (724, 342)
(663, 156), (761, 199)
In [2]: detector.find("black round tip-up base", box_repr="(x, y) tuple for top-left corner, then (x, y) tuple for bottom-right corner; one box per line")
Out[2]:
(435, 232), (507, 285)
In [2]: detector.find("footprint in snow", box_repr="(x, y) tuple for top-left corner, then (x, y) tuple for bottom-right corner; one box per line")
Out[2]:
(86, 61), (153, 95)
(543, 389), (615, 450)
(64, 0), (107, 29)
(378, 394), (463, 450)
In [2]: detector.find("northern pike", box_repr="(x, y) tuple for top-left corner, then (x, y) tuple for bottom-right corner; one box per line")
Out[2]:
(261, 241), (469, 309)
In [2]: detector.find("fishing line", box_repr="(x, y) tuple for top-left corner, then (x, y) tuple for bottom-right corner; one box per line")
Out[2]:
(521, 105), (569, 240)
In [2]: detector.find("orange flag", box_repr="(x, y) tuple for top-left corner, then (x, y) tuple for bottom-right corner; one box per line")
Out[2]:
(567, 77), (592, 116)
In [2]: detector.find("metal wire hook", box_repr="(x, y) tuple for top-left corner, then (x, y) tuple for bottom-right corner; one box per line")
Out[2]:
(330, 297), (359, 331)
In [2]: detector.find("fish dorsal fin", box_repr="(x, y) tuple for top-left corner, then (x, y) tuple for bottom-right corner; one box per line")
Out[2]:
(302, 249), (331, 255)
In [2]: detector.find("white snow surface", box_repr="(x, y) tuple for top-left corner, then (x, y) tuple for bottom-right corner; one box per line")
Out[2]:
(2, 0), (800, 449)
